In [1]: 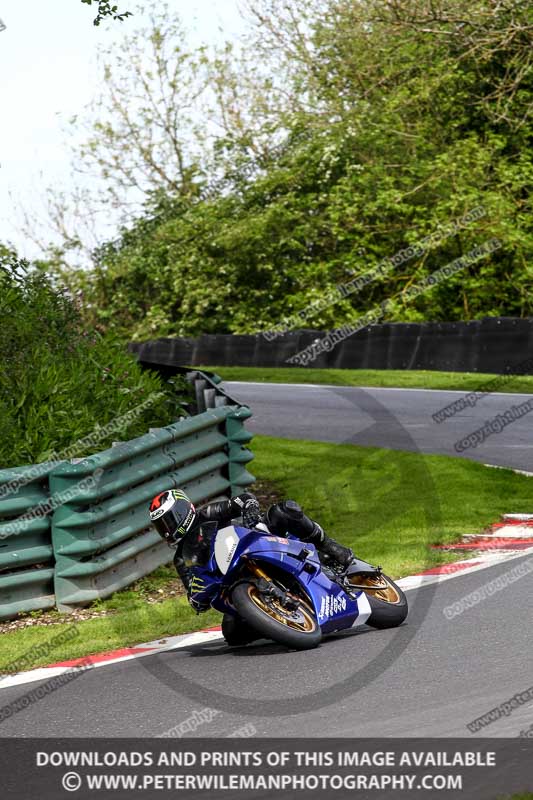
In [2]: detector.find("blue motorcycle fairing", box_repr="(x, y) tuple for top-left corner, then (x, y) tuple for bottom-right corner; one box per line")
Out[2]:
(203, 525), (371, 633)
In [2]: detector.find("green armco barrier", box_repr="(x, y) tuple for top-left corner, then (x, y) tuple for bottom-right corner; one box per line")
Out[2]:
(52, 452), (230, 549)
(0, 370), (254, 617)
(0, 567), (56, 620)
(225, 410), (255, 493)
(0, 463), (60, 620)
(51, 394), (254, 611)
(50, 414), (231, 502)
(0, 532), (52, 571)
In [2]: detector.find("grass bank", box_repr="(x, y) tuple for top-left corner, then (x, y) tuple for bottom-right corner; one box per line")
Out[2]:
(1, 436), (531, 671)
(251, 435), (532, 577)
(202, 365), (533, 394)
(0, 567), (220, 674)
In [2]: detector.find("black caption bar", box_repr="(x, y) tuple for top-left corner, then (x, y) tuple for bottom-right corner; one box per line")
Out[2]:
(3, 738), (532, 800)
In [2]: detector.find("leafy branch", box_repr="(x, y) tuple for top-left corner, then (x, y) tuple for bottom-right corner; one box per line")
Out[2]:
(81, 0), (132, 26)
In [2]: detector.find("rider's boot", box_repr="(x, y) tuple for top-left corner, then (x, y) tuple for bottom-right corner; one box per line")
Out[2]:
(318, 534), (354, 567)
(265, 500), (354, 568)
(308, 522), (354, 567)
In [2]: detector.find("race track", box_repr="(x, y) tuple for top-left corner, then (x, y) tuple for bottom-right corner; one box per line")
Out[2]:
(223, 382), (533, 472)
(0, 552), (531, 738)
(1, 381), (532, 740)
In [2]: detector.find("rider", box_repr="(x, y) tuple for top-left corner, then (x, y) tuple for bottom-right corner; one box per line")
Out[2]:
(148, 489), (353, 645)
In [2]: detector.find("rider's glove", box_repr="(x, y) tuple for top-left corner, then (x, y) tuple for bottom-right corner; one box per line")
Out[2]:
(188, 594), (211, 614)
(232, 493), (261, 529)
(242, 497), (261, 528)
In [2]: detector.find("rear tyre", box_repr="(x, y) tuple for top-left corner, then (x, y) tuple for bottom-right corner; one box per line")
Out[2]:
(231, 581), (322, 650)
(347, 573), (408, 629)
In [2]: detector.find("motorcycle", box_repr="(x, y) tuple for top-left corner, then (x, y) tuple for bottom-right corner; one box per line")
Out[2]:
(193, 521), (408, 650)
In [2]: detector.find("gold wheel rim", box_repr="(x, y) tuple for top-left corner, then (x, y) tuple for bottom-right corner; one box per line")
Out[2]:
(247, 585), (316, 633)
(348, 575), (401, 604)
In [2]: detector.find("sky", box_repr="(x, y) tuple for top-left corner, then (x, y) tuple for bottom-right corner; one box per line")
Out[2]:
(0, 0), (246, 258)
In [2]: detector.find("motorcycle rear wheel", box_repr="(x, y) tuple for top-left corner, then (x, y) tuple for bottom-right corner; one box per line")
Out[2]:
(347, 573), (408, 629)
(232, 581), (322, 650)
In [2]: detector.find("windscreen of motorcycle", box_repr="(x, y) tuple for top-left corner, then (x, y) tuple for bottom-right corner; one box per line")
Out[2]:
(214, 525), (241, 574)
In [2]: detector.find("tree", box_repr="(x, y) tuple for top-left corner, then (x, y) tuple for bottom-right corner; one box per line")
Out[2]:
(75, 7), (208, 206)
(15, 5), (212, 269)
(20, 0), (533, 335)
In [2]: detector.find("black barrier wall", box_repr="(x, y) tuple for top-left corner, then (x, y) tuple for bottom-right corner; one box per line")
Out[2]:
(129, 317), (533, 375)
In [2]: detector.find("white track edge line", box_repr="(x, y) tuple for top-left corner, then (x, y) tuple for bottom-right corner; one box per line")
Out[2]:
(224, 381), (533, 398)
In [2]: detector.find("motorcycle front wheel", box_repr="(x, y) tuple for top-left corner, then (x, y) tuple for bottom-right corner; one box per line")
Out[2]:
(231, 581), (322, 650)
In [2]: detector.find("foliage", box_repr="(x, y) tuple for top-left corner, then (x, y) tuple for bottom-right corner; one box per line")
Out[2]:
(23, 6), (211, 264)
(76, 8), (208, 208)
(0, 248), (189, 468)
(81, 0), (132, 26)
(35, 1), (533, 334)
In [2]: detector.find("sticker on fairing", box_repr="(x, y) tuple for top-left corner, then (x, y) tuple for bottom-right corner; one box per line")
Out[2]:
(351, 591), (371, 627)
(318, 593), (347, 620)
(214, 525), (240, 574)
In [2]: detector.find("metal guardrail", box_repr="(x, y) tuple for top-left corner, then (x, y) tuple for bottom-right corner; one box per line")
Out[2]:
(0, 463), (59, 620)
(0, 371), (254, 617)
(51, 405), (253, 610)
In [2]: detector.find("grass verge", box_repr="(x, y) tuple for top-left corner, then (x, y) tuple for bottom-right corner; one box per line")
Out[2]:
(0, 567), (220, 674)
(251, 435), (533, 577)
(202, 365), (533, 394)
(502, 795), (533, 799)
(1, 436), (531, 671)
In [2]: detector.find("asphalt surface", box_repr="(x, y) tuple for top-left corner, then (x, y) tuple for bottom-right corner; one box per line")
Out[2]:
(0, 553), (531, 737)
(2, 381), (532, 743)
(223, 382), (533, 471)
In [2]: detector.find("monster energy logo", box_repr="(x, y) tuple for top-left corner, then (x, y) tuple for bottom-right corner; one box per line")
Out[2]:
(189, 577), (206, 594)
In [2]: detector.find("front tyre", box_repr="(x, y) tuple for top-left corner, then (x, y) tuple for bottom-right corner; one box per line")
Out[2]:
(221, 612), (260, 647)
(231, 581), (322, 650)
(349, 573), (408, 629)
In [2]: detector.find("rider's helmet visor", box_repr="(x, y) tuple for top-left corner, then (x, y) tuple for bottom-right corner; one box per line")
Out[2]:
(149, 490), (196, 545)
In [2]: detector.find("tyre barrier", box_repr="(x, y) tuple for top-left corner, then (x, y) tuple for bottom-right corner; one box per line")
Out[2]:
(130, 317), (533, 375)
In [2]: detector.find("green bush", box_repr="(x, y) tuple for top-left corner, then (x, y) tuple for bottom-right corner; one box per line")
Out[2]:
(0, 251), (190, 468)
(56, 0), (532, 338)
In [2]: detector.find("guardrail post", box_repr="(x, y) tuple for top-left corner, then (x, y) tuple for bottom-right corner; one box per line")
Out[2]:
(225, 407), (255, 495)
